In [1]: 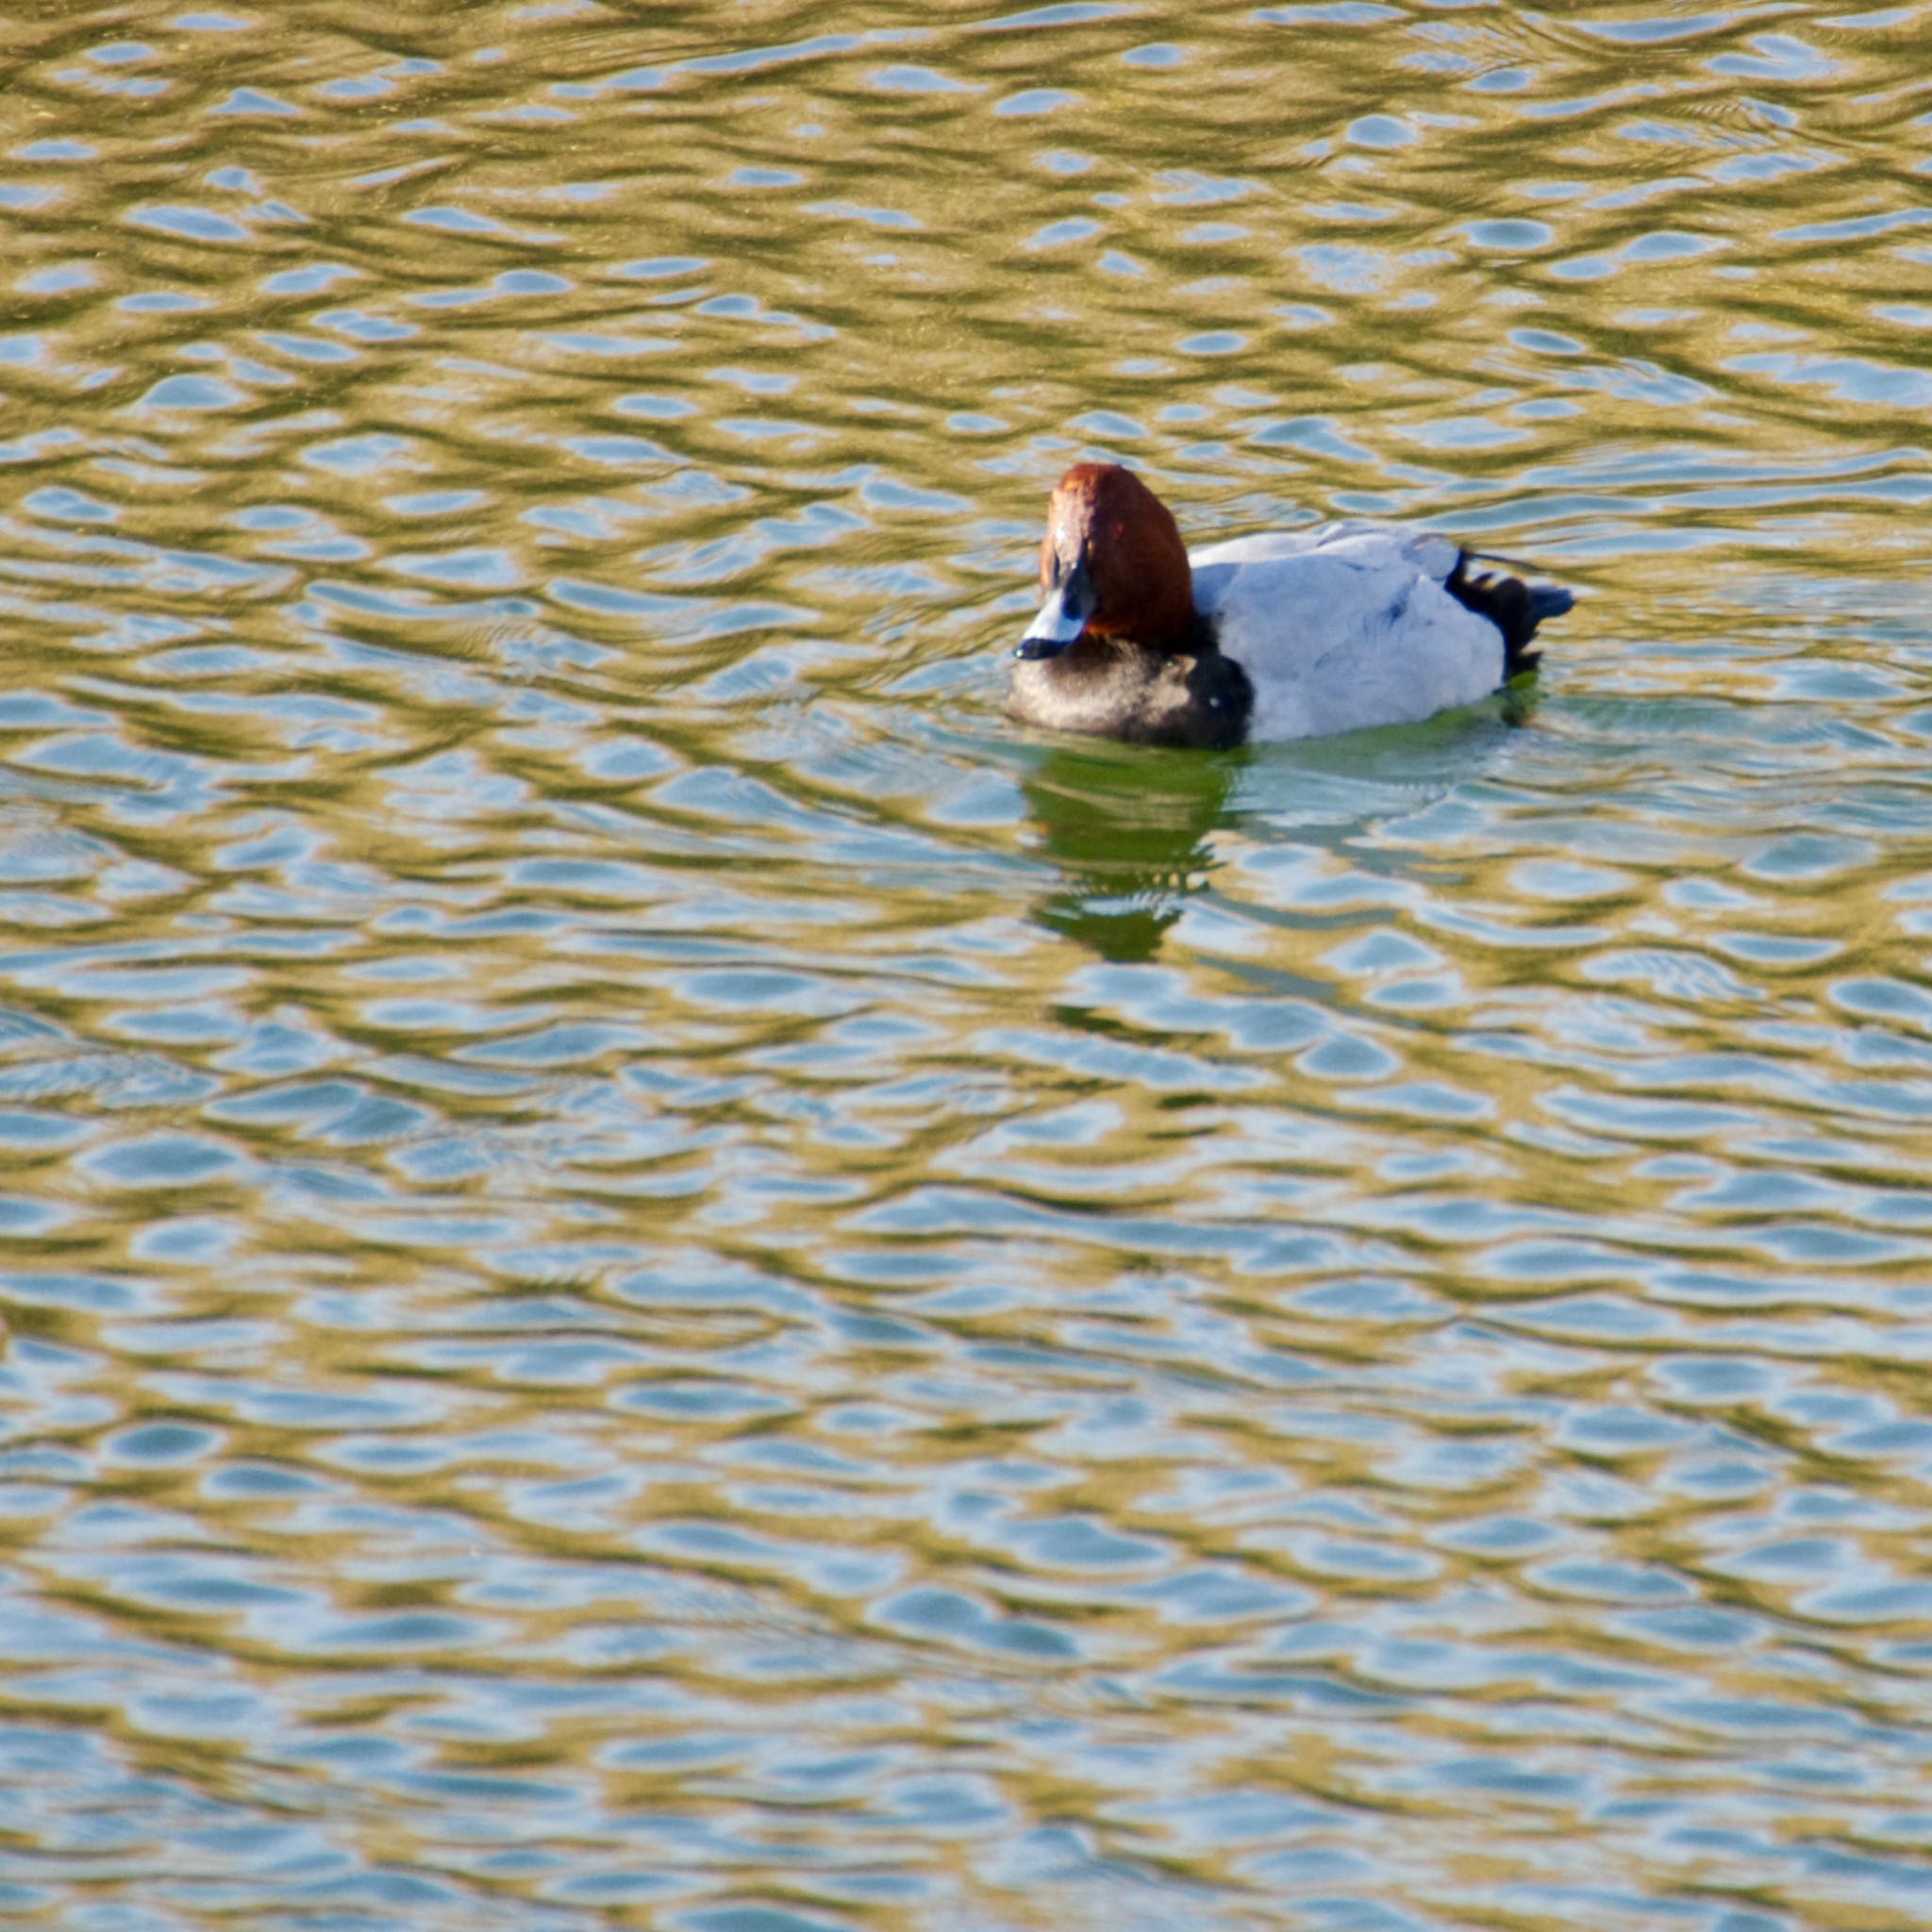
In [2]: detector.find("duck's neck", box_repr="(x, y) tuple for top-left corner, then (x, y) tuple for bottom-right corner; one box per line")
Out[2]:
(1078, 606), (1226, 678)
(1141, 607), (1220, 660)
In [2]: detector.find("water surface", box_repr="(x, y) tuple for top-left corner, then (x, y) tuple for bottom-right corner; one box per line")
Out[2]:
(4, 4), (1932, 1929)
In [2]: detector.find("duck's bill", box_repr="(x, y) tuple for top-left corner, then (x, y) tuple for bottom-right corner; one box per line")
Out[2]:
(1015, 573), (1093, 660)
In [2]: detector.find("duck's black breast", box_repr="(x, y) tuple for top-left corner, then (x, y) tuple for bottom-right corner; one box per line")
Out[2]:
(1007, 614), (1254, 751)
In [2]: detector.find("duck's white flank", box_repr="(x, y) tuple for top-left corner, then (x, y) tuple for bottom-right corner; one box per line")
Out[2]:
(1191, 524), (1506, 742)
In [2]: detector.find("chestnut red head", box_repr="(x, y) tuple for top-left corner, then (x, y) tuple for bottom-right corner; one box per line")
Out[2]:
(1017, 463), (1195, 659)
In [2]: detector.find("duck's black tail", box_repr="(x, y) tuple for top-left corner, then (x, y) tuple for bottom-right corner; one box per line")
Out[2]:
(1445, 555), (1574, 678)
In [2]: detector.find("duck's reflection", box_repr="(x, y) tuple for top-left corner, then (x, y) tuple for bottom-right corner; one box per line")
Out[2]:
(1021, 741), (1239, 962)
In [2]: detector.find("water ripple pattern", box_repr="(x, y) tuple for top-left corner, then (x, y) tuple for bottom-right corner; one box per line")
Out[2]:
(2, 3), (1931, 1929)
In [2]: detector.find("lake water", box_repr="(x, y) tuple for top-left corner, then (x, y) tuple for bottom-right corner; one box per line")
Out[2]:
(4, 5), (1932, 1929)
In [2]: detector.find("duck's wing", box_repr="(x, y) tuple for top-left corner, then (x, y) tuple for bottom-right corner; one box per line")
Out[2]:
(1188, 526), (1508, 742)
(1191, 524), (1461, 578)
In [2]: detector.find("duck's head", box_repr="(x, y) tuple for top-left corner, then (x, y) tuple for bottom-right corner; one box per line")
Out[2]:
(1017, 462), (1194, 660)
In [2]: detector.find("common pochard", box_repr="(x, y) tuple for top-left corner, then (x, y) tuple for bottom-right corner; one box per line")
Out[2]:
(1008, 462), (1573, 749)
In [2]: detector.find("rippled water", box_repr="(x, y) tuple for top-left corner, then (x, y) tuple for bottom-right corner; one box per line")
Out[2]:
(5, 4), (1932, 1928)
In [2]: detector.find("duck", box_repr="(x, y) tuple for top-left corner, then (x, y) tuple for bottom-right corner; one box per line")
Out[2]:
(1007, 462), (1573, 750)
